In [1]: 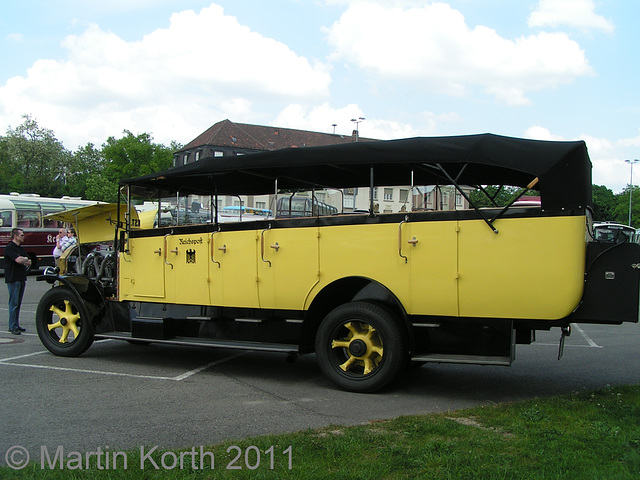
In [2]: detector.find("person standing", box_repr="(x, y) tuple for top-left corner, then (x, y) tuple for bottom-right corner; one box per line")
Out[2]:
(53, 227), (67, 267)
(4, 228), (31, 335)
(63, 229), (77, 252)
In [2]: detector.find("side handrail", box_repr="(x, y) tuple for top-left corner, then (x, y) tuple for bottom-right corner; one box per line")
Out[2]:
(164, 232), (173, 269)
(398, 216), (408, 263)
(210, 231), (221, 268)
(261, 225), (272, 267)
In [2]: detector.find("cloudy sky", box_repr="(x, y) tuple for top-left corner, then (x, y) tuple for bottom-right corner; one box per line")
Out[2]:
(1, 0), (639, 192)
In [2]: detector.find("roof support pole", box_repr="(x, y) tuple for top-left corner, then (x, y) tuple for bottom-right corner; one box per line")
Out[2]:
(435, 163), (499, 234)
(490, 177), (540, 223)
(369, 166), (375, 216)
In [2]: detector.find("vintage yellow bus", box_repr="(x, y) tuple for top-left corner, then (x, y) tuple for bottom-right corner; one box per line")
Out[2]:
(35, 135), (640, 392)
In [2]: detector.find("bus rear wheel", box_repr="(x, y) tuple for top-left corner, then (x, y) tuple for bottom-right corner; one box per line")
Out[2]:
(315, 301), (407, 393)
(36, 287), (94, 357)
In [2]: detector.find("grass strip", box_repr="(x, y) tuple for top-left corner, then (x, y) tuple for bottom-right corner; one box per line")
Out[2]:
(3, 384), (639, 479)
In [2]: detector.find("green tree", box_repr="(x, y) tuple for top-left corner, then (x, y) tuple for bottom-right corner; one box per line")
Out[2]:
(591, 184), (616, 222)
(98, 131), (174, 201)
(3, 114), (69, 196)
(469, 185), (522, 207)
(612, 185), (640, 228)
(67, 143), (106, 199)
(85, 175), (118, 203)
(0, 136), (11, 193)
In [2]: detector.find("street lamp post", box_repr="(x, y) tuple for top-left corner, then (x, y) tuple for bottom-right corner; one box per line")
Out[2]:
(350, 117), (365, 142)
(625, 159), (640, 227)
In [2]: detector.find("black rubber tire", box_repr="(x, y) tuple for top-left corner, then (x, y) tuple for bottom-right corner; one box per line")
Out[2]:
(315, 301), (407, 393)
(36, 287), (94, 357)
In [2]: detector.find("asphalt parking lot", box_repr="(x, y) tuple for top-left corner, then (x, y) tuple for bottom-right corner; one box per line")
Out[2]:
(1, 277), (640, 467)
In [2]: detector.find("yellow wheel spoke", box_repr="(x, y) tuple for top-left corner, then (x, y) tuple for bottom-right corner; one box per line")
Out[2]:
(47, 300), (81, 344)
(49, 305), (65, 318)
(343, 322), (358, 337)
(332, 340), (350, 349)
(330, 320), (385, 376)
(339, 355), (358, 372)
(69, 323), (80, 338)
(59, 328), (71, 344)
(363, 356), (377, 375)
(47, 321), (63, 332)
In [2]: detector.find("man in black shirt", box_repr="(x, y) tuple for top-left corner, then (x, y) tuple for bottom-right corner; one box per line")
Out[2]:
(4, 228), (31, 334)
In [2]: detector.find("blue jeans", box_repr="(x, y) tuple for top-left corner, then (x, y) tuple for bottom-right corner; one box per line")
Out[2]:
(7, 281), (26, 331)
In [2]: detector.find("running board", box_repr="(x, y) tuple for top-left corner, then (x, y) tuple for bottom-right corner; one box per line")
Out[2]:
(411, 353), (512, 366)
(95, 332), (299, 354)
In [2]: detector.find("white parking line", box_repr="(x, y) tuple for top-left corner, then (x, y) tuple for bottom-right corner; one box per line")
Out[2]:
(571, 323), (602, 348)
(0, 350), (248, 381)
(532, 323), (603, 348)
(0, 350), (49, 362)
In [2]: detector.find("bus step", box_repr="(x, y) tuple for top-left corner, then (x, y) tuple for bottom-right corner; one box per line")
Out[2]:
(95, 332), (299, 354)
(411, 353), (512, 366)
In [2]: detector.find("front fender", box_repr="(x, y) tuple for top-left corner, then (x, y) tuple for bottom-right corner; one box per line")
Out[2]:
(36, 273), (108, 329)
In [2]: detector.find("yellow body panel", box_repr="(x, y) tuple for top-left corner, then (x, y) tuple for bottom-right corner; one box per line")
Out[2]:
(119, 236), (165, 299)
(457, 215), (586, 319)
(117, 214), (587, 321)
(404, 220), (459, 316)
(164, 233), (210, 305)
(208, 230), (260, 308)
(311, 222), (411, 309)
(257, 226), (320, 310)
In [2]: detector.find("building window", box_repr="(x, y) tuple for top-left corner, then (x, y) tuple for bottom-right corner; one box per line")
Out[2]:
(455, 192), (464, 209)
(183, 153), (189, 165)
(256, 201), (266, 210)
(399, 189), (409, 204)
(195, 151), (201, 162)
(384, 188), (393, 201)
(372, 188), (378, 200)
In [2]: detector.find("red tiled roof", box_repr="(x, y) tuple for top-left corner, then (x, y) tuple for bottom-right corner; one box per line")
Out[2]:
(177, 119), (376, 153)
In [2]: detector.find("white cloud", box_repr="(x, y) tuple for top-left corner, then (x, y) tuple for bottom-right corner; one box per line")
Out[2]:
(523, 127), (632, 192)
(326, 2), (593, 105)
(0, 4), (331, 148)
(524, 126), (565, 141)
(274, 103), (420, 139)
(619, 129), (640, 148)
(528, 0), (614, 33)
(6, 33), (24, 42)
(581, 134), (628, 191)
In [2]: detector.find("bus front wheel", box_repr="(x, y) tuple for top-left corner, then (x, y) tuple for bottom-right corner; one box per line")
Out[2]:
(36, 287), (94, 357)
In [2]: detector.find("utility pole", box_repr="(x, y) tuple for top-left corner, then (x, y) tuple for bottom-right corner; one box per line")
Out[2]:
(350, 117), (365, 142)
(625, 159), (639, 227)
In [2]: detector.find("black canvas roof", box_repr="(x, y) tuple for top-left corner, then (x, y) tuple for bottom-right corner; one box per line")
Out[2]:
(123, 134), (592, 211)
